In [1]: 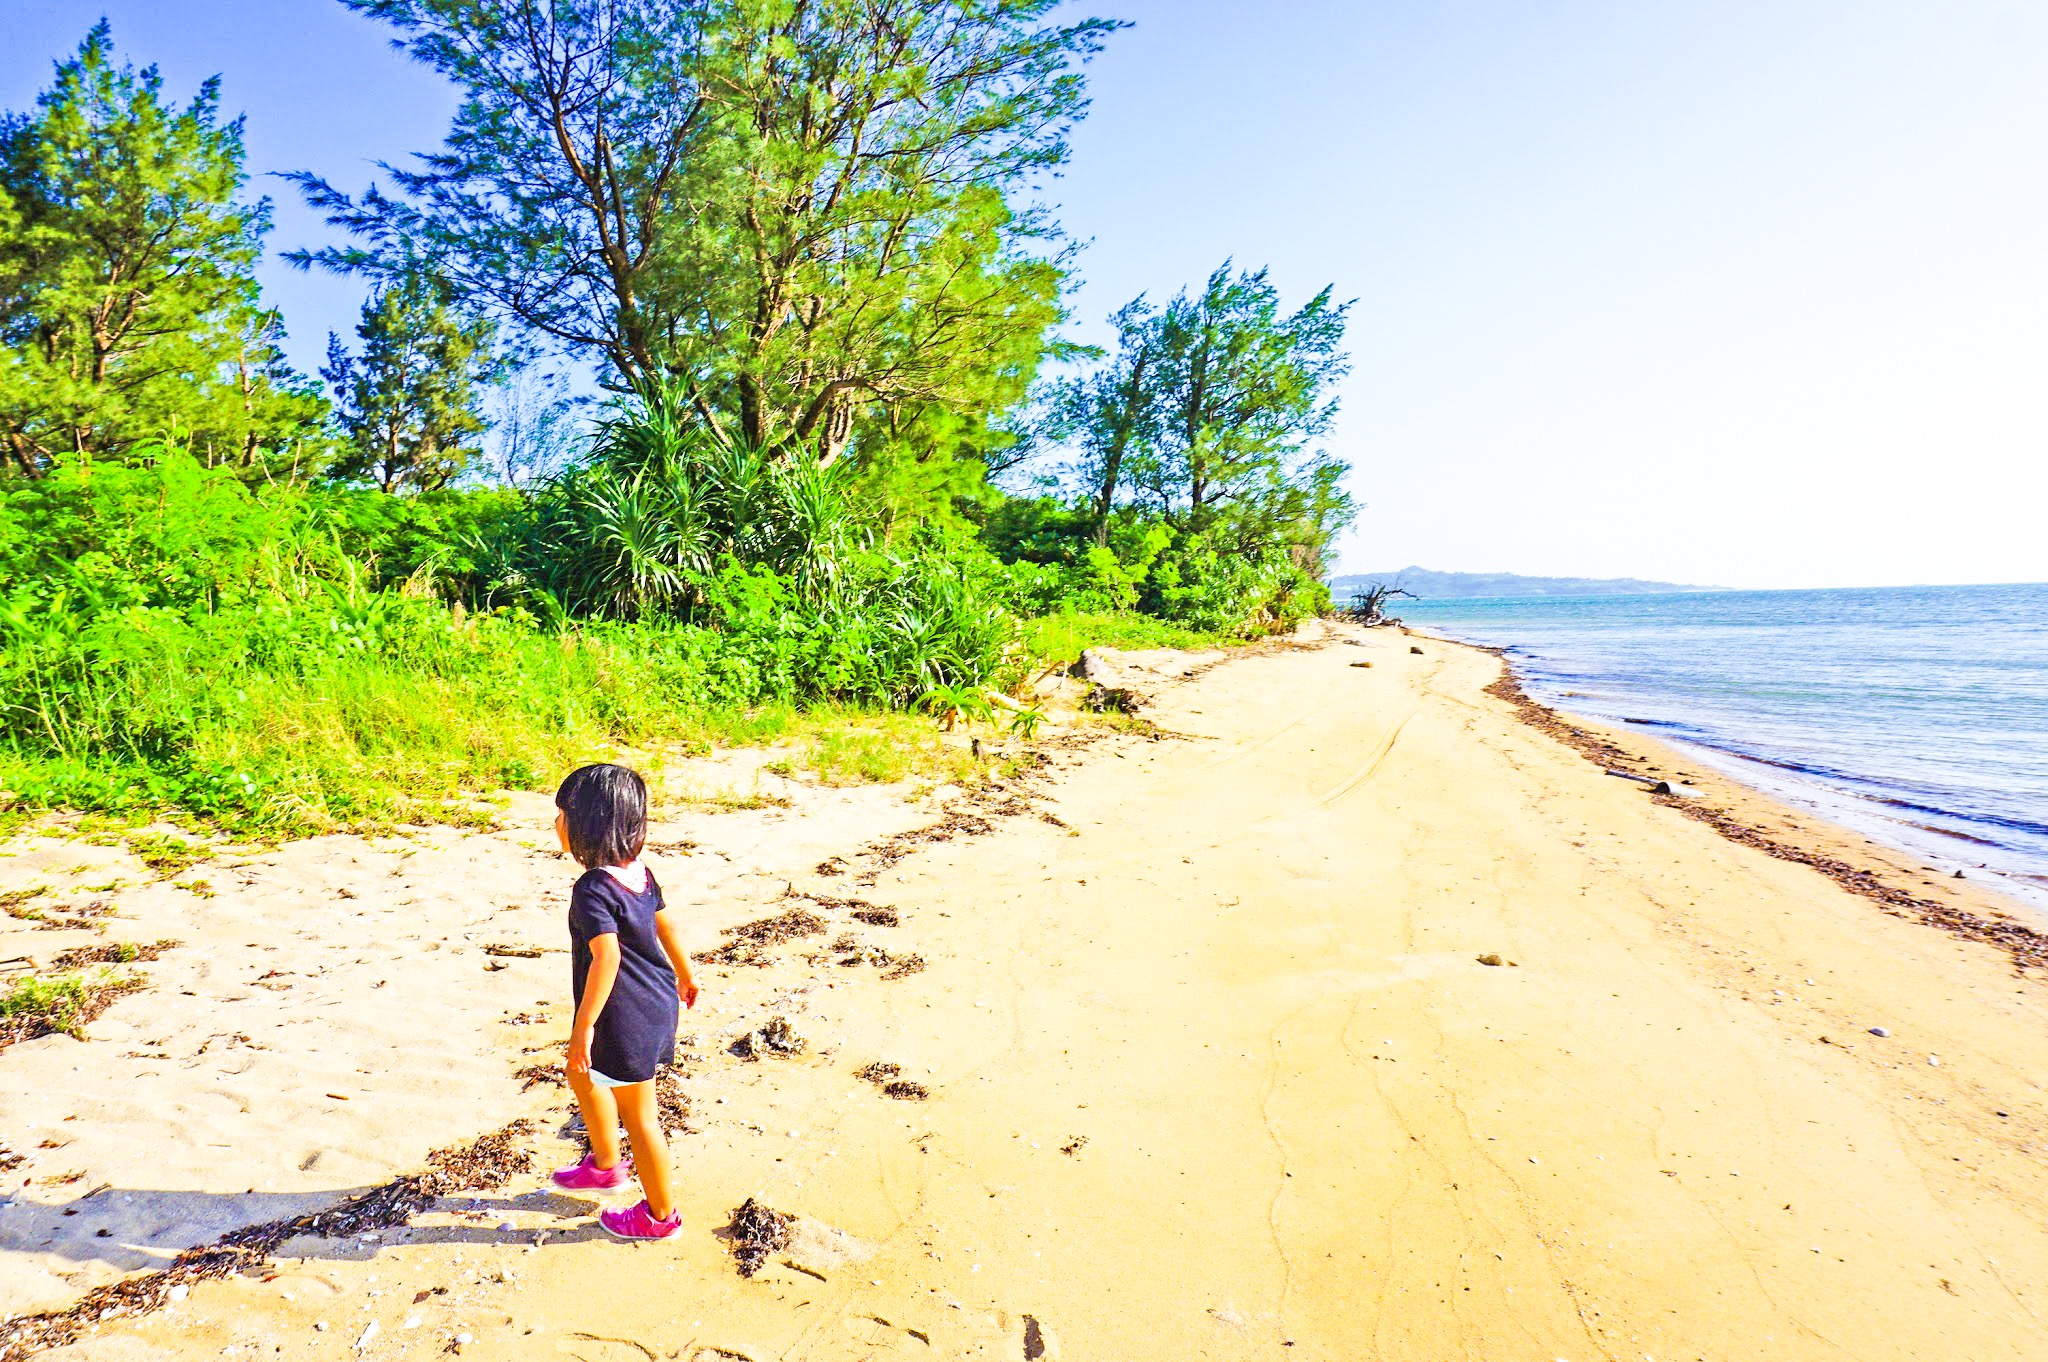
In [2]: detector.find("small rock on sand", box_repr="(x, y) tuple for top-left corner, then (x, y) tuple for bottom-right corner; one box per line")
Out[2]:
(1869, 1027), (1891, 1038)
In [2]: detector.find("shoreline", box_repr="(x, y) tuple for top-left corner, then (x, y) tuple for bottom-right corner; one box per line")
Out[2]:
(7, 625), (2048, 1359)
(1444, 631), (2048, 970)
(1395, 593), (2048, 913)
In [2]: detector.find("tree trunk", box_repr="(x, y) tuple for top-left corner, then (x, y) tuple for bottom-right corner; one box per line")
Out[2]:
(1093, 351), (1149, 546)
(5, 431), (45, 480)
(817, 395), (854, 468)
(237, 346), (259, 469)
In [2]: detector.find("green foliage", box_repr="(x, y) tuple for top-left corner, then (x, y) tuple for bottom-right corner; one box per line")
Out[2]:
(1018, 610), (1237, 672)
(1042, 294), (1155, 543)
(1125, 262), (1352, 544)
(0, 15), (1356, 842)
(0, 416), (1021, 832)
(918, 683), (995, 733)
(1034, 262), (1356, 576)
(487, 390), (865, 620)
(0, 968), (139, 1045)
(292, 0), (1116, 493)
(0, 23), (327, 480)
(323, 268), (500, 492)
(988, 261), (1357, 636)
(1141, 530), (1330, 635)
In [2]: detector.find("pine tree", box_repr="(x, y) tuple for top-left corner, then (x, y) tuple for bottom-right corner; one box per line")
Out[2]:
(0, 23), (326, 480)
(322, 271), (499, 493)
(290, 0), (1117, 477)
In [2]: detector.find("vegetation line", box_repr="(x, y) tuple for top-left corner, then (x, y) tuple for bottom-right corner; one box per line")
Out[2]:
(3, 6), (1354, 838)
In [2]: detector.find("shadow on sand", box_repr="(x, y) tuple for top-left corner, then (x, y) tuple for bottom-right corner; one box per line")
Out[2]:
(1, 1183), (609, 1280)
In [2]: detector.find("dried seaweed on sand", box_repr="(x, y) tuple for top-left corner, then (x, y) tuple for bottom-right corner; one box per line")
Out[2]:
(726, 1197), (794, 1277)
(692, 908), (825, 967)
(655, 1063), (692, 1135)
(0, 1121), (534, 1360)
(1484, 659), (2048, 973)
(49, 939), (178, 969)
(855, 1061), (927, 1099)
(515, 1064), (565, 1090)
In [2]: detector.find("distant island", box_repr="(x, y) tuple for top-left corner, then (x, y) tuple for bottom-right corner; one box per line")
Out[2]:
(1329, 566), (1717, 600)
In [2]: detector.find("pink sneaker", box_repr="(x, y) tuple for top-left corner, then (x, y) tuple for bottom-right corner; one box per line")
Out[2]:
(599, 1198), (681, 1241)
(551, 1152), (631, 1191)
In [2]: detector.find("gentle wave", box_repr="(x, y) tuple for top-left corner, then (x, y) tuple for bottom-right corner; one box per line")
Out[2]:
(1396, 582), (2048, 912)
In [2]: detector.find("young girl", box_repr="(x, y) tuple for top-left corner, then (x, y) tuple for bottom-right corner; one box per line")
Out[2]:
(549, 762), (699, 1241)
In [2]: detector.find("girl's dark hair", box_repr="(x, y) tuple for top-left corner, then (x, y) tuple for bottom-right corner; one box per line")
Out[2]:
(554, 763), (648, 869)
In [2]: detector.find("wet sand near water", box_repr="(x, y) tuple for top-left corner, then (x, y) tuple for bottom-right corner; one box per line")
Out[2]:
(10, 626), (2048, 1360)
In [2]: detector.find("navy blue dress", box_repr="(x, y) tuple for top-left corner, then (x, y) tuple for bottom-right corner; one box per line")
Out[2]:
(568, 867), (678, 1083)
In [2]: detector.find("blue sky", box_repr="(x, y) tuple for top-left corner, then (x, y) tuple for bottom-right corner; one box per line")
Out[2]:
(8, 0), (2045, 588)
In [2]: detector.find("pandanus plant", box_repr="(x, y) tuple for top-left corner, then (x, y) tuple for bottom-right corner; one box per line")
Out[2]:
(513, 386), (867, 620)
(918, 683), (995, 732)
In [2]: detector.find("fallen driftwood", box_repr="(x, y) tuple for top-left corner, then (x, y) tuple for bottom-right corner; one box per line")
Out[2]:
(1604, 769), (1699, 797)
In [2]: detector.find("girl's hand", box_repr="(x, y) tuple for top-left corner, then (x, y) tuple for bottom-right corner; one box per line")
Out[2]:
(678, 976), (699, 1010)
(566, 1029), (592, 1076)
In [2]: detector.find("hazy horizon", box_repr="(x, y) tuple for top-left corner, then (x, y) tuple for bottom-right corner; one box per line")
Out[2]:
(7, 0), (2045, 591)
(1333, 567), (2048, 592)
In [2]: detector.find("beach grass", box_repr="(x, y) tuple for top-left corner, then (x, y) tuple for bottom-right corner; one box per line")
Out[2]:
(0, 969), (143, 1050)
(1019, 610), (1240, 671)
(0, 610), (1232, 843)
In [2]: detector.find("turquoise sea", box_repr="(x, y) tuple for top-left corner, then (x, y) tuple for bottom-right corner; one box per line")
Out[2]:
(1395, 583), (2048, 912)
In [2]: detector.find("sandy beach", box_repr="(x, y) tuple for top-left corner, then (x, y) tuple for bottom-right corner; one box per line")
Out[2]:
(6, 624), (2048, 1361)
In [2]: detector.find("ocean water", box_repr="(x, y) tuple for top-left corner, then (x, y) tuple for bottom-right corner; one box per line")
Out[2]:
(1394, 583), (2048, 912)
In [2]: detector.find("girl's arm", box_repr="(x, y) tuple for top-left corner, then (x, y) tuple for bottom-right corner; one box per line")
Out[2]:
(654, 908), (700, 1010)
(567, 934), (620, 1075)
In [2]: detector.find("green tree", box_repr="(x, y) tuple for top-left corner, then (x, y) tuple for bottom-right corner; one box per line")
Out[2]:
(1040, 263), (1357, 574)
(1132, 263), (1351, 539)
(322, 271), (500, 492)
(290, 0), (1116, 476)
(1043, 296), (1157, 544)
(0, 23), (326, 480)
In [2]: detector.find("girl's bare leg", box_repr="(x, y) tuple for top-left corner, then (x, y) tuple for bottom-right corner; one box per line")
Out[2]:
(614, 1081), (674, 1219)
(565, 1069), (623, 1169)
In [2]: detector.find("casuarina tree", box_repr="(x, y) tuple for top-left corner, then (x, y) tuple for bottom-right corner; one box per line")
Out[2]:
(0, 23), (327, 480)
(322, 270), (501, 492)
(1046, 263), (1356, 570)
(288, 0), (1118, 477)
